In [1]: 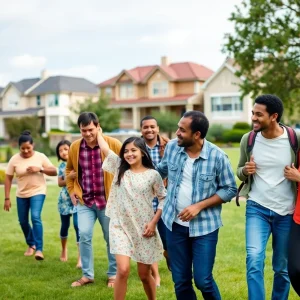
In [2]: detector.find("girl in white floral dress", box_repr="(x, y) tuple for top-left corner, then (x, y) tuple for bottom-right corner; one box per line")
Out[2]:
(97, 130), (166, 300)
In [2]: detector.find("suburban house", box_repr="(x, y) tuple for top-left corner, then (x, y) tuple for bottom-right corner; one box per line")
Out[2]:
(98, 56), (214, 129)
(201, 58), (253, 127)
(0, 71), (99, 138)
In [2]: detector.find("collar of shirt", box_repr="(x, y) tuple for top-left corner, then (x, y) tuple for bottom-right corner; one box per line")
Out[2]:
(80, 138), (100, 150)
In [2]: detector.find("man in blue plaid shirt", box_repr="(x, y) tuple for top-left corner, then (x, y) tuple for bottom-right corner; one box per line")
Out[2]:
(157, 111), (237, 300)
(140, 115), (170, 286)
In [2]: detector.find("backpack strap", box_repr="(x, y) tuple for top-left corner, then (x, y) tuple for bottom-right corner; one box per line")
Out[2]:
(281, 124), (298, 156)
(247, 131), (257, 153)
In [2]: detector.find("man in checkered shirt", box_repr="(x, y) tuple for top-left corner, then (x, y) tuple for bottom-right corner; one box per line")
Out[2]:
(140, 115), (170, 286)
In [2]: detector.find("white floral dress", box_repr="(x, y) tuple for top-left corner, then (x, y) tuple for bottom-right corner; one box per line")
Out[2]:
(103, 150), (166, 264)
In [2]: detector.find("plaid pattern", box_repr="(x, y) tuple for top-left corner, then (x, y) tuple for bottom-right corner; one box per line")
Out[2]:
(146, 142), (161, 212)
(79, 139), (106, 210)
(157, 139), (237, 237)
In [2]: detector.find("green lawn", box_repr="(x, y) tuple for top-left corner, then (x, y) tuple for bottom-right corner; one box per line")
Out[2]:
(0, 148), (298, 299)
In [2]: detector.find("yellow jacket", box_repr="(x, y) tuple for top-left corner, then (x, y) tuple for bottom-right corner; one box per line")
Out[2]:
(66, 135), (122, 204)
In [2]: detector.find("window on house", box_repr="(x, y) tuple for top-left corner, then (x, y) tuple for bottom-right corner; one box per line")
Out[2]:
(152, 81), (168, 96)
(211, 96), (243, 114)
(48, 94), (59, 107)
(8, 96), (19, 108)
(119, 83), (134, 99)
(36, 95), (41, 106)
(49, 116), (59, 129)
(105, 87), (112, 97)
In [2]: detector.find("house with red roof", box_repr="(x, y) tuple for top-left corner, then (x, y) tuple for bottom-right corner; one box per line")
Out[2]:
(98, 56), (214, 129)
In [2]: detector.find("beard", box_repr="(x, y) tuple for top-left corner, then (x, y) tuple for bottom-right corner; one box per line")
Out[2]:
(177, 137), (193, 148)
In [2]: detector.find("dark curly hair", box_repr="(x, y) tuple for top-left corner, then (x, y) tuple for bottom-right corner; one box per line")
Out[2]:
(254, 94), (283, 122)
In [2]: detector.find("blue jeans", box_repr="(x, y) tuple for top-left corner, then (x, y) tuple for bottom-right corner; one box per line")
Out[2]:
(17, 194), (45, 252)
(166, 222), (221, 300)
(60, 213), (79, 243)
(77, 204), (116, 279)
(246, 200), (292, 300)
(157, 218), (167, 251)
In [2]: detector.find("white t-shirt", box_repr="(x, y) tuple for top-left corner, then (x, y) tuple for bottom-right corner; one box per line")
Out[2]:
(248, 128), (294, 215)
(174, 156), (196, 227)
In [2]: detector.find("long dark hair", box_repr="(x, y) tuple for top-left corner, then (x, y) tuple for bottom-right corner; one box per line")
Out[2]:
(117, 137), (154, 186)
(56, 140), (71, 161)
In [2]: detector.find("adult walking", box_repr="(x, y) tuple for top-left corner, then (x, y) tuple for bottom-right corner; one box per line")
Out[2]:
(157, 111), (237, 300)
(66, 112), (122, 287)
(237, 94), (299, 300)
(4, 130), (57, 260)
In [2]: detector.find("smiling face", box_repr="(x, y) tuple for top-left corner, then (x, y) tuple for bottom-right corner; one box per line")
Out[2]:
(141, 119), (159, 143)
(123, 141), (143, 166)
(59, 144), (70, 161)
(252, 103), (278, 132)
(80, 122), (99, 146)
(20, 141), (34, 158)
(176, 117), (198, 148)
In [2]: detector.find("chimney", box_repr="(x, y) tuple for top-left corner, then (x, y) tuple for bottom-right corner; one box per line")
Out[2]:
(41, 69), (49, 80)
(161, 56), (170, 66)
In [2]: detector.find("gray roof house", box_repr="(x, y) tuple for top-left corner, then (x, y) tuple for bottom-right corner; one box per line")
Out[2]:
(0, 71), (99, 138)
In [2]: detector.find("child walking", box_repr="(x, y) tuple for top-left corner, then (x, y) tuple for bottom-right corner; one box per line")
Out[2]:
(97, 130), (166, 300)
(56, 140), (81, 268)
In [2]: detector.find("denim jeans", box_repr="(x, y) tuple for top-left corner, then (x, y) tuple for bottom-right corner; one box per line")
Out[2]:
(60, 213), (79, 243)
(246, 200), (292, 300)
(77, 203), (116, 279)
(166, 222), (221, 300)
(16, 194), (45, 252)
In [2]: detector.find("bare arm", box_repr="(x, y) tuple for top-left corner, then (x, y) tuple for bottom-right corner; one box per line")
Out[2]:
(4, 175), (13, 211)
(97, 128), (110, 157)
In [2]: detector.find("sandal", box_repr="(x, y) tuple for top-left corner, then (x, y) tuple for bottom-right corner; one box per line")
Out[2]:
(24, 245), (36, 256)
(71, 277), (94, 287)
(107, 277), (115, 288)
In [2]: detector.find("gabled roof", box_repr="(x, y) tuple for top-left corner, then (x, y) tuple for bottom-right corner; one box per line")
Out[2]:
(201, 58), (243, 90)
(98, 62), (214, 87)
(27, 76), (99, 96)
(12, 78), (40, 94)
(0, 107), (44, 116)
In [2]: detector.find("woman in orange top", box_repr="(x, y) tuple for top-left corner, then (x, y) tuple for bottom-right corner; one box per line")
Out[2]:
(4, 131), (57, 260)
(284, 163), (300, 296)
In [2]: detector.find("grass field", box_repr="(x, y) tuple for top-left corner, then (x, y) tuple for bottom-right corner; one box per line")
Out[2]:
(0, 148), (298, 299)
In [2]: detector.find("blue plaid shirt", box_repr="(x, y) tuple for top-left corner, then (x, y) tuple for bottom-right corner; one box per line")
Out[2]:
(146, 142), (161, 211)
(157, 139), (237, 237)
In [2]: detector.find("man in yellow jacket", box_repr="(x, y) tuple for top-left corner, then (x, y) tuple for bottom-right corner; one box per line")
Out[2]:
(66, 112), (122, 288)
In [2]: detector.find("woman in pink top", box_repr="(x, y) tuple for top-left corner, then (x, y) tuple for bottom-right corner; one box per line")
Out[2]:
(3, 131), (57, 260)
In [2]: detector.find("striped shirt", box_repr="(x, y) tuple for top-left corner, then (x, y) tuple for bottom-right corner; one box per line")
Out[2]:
(79, 139), (106, 210)
(157, 139), (237, 237)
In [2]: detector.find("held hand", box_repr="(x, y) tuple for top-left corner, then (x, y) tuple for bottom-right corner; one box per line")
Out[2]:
(70, 193), (79, 206)
(178, 203), (202, 222)
(284, 163), (300, 182)
(67, 170), (77, 180)
(4, 200), (11, 212)
(244, 155), (256, 175)
(26, 166), (40, 173)
(143, 222), (156, 238)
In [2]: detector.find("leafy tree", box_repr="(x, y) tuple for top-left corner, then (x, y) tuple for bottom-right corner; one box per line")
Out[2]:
(70, 97), (121, 132)
(223, 0), (300, 114)
(5, 116), (41, 140)
(152, 111), (179, 138)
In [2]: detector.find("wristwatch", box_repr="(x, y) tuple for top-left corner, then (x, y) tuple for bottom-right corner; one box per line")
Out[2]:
(40, 167), (44, 173)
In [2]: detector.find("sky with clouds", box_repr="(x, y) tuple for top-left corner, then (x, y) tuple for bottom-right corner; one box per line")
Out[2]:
(0, 0), (241, 87)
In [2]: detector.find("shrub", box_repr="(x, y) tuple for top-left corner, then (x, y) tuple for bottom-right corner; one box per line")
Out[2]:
(233, 122), (251, 130)
(0, 169), (5, 184)
(206, 124), (226, 142)
(223, 129), (249, 143)
(6, 147), (13, 162)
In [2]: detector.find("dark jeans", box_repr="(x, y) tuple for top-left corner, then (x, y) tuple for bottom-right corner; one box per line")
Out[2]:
(288, 221), (300, 296)
(166, 222), (221, 300)
(60, 213), (79, 243)
(157, 218), (167, 251)
(17, 194), (45, 252)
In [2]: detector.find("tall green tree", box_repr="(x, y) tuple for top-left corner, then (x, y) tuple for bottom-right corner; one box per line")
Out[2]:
(223, 0), (300, 114)
(70, 97), (121, 132)
(153, 111), (179, 138)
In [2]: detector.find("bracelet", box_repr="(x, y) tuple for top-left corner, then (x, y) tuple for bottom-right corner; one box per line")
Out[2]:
(5, 198), (10, 200)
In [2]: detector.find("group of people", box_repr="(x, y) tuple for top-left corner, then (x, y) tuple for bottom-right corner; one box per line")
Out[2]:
(3, 94), (300, 300)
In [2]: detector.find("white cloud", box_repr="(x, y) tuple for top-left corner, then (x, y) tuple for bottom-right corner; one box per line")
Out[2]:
(10, 54), (47, 69)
